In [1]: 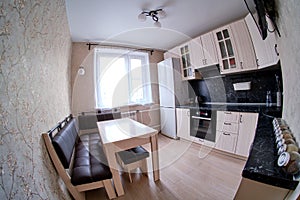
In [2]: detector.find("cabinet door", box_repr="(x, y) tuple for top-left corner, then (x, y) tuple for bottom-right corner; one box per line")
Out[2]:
(214, 26), (240, 74)
(236, 113), (258, 157)
(201, 32), (219, 67)
(230, 19), (257, 72)
(179, 43), (201, 80)
(224, 111), (240, 123)
(176, 108), (190, 140)
(190, 37), (205, 68)
(244, 13), (279, 69)
(216, 130), (238, 153)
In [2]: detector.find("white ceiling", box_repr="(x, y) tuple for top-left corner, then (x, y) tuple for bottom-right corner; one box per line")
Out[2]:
(65, 0), (255, 50)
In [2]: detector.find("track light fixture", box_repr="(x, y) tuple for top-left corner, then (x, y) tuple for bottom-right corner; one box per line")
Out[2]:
(138, 9), (166, 28)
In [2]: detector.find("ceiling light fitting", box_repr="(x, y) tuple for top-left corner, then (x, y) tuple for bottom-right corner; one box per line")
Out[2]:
(138, 9), (166, 28)
(78, 66), (85, 76)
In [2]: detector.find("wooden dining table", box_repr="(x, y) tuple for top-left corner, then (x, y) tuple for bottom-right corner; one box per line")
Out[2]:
(97, 118), (160, 196)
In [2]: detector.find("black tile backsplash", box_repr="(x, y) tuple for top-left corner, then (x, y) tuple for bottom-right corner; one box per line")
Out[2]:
(188, 65), (283, 104)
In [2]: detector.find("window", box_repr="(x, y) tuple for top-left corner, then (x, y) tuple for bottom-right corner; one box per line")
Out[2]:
(94, 48), (152, 108)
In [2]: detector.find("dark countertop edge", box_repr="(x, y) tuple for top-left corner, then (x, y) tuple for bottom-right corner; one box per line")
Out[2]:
(242, 170), (299, 190)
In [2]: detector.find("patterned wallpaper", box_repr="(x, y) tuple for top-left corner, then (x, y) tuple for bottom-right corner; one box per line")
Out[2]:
(0, 0), (72, 199)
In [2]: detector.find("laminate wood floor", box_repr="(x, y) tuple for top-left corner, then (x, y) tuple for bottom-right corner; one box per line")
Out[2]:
(87, 134), (246, 200)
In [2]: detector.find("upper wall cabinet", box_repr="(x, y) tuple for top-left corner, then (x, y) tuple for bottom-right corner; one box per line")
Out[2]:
(192, 32), (219, 69)
(244, 13), (279, 69)
(164, 46), (181, 60)
(178, 42), (202, 80)
(213, 19), (257, 74)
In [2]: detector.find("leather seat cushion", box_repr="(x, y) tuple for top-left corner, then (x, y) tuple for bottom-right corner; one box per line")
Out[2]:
(117, 146), (149, 165)
(71, 133), (112, 185)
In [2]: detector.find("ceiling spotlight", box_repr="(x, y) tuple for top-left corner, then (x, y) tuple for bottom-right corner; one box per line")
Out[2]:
(138, 9), (166, 27)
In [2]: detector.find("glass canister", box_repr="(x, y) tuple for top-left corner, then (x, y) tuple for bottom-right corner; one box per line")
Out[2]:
(278, 151), (300, 174)
(282, 130), (294, 140)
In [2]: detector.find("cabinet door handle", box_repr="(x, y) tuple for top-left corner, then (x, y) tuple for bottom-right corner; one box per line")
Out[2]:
(223, 132), (231, 136)
(275, 44), (279, 56)
(240, 115), (242, 123)
(224, 122), (232, 125)
(240, 62), (243, 69)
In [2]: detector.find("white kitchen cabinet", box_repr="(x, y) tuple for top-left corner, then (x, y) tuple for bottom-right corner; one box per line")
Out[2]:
(214, 25), (240, 74)
(216, 111), (258, 157)
(230, 19), (257, 72)
(176, 108), (190, 140)
(235, 112), (259, 157)
(216, 130), (238, 153)
(195, 32), (219, 68)
(164, 46), (181, 59)
(244, 13), (279, 69)
(178, 42), (202, 80)
(216, 111), (239, 153)
(214, 19), (257, 74)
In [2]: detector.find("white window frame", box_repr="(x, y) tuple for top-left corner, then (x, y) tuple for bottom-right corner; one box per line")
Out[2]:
(94, 48), (152, 109)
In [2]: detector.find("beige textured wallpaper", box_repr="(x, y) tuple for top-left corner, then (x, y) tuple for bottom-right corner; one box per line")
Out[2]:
(71, 42), (164, 113)
(277, 0), (300, 141)
(0, 0), (72, 199)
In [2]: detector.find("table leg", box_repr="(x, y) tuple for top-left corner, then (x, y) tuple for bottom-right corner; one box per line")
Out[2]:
(103, 144), (125, 196)
(150, 134), (160, 181)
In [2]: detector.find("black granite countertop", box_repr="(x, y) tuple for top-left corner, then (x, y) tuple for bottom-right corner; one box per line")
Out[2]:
(242, 114), (299, 190)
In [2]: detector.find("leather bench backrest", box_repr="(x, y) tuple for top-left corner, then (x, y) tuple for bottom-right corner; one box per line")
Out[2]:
(52, 118), (78, 168)
(78, 115), (98, 130)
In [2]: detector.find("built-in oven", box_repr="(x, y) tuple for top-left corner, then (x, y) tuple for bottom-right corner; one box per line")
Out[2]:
(190, 108), (216, 142)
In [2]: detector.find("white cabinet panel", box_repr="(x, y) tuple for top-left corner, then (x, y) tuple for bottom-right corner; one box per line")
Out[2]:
(176, 108), (190, 140)
(236, 112), (259, 157)
(245, 13), (279, 69)
(216, 130), (238, 153)
(222, 122), (239, 133)
(224, 111), (240, 123)
(231, 19), (257, 71)
(200, 32), (219, 67)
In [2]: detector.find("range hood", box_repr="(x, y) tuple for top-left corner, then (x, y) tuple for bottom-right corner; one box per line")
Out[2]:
(195, 65), (223, 79)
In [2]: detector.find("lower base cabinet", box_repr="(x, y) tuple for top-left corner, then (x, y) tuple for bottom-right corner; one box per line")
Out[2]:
(215, 111), (258, 157)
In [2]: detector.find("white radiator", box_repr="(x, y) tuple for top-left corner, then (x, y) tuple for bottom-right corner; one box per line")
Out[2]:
(121, 110), (137, 120)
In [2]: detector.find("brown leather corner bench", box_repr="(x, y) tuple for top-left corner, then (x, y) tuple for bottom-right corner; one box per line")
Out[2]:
(42, 114), (116, 200)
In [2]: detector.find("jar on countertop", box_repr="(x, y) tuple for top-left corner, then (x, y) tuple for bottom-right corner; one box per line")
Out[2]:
(277, 143), (299, 155)
(278, 151), (300, 174)
(282, 130), (294, 140)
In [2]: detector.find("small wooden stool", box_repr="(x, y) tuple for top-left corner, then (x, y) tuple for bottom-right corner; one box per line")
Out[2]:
(116, 146), (149, 183)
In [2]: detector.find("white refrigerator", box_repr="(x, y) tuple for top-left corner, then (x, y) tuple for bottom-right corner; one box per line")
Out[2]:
(158, 58), (189, 139)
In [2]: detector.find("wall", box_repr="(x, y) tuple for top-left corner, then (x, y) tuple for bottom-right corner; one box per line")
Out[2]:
(276, 1), (300, 140)
(0, 0), (72, 199)
(189, 66), (282, 104)
(71, 42), (164, 113)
